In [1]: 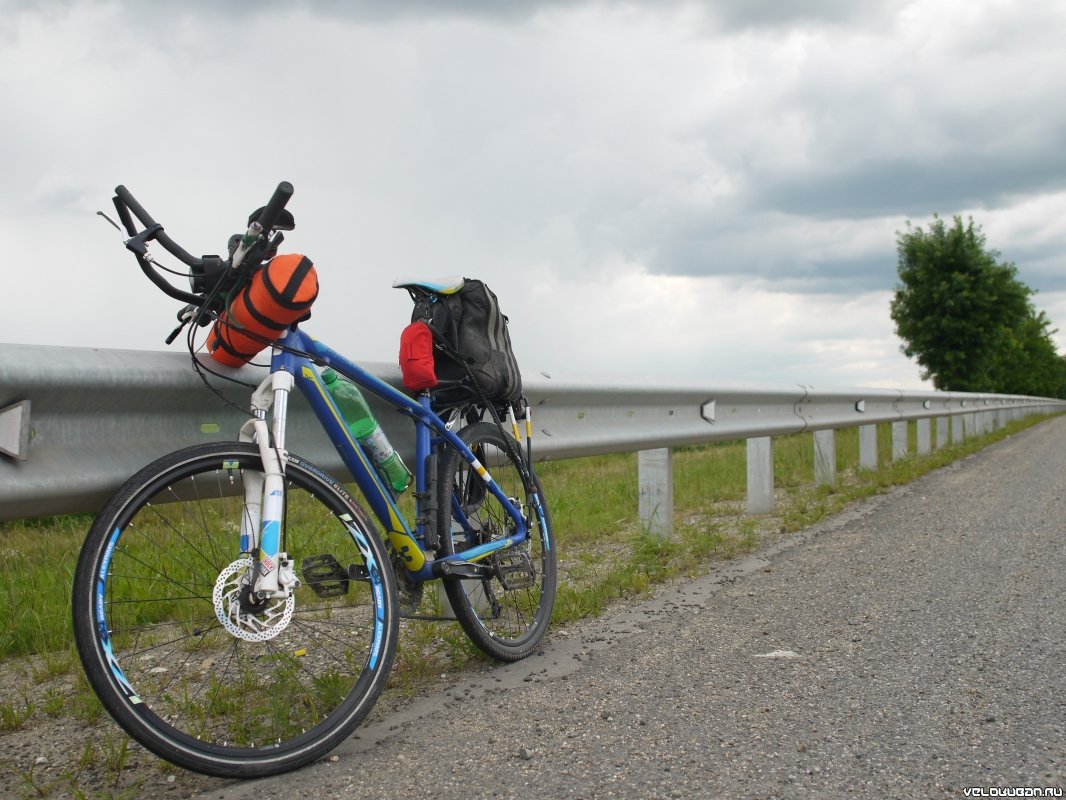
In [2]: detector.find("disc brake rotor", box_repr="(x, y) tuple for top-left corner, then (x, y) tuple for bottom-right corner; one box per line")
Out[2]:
(213, 557), (295, 642)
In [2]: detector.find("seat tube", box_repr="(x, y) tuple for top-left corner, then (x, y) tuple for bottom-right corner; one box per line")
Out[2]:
(416, 394), (434, 492)
(415, 393), (436, 547)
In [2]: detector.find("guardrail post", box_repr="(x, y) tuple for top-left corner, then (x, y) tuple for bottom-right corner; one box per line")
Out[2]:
(746, 437), (774, 514)
(936, 417), (949, 449)
(892, 421), (908, 461)
(813, 429), (836, 487)
(964, 413), (977, 439)
(916, 418), (931, 455)
(638, 448), (674, 538)
(859, 424), (877, 470)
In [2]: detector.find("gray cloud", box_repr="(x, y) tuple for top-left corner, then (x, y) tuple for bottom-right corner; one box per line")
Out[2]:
(4, 0), (1066, 389)
(753, 148), (1066, 221)
(705, 0), (897, 30)
(0, 0), (892, 28)
(0, 0), (633, 25)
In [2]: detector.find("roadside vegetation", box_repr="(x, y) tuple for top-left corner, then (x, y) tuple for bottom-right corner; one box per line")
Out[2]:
(891, 215), (1066, 396)
(0, 412), (1055, 797)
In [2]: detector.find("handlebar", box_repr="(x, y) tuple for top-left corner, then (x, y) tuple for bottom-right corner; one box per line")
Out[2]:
(256, 182), (294, 234)
(114, 185), (201, 267)
(112, 182), (294, 307)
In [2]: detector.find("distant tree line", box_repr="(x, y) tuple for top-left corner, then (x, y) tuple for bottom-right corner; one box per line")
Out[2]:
(890, 215), (1066, 399)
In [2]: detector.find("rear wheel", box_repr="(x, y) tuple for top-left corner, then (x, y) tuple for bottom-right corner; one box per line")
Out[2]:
(438, 422), (556, 661)
(72, 442), (398, 778)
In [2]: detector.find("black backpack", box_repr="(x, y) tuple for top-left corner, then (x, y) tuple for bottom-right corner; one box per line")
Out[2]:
(400, 278), (523, 407)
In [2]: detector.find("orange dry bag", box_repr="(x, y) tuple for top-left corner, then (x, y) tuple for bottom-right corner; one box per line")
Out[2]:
(208, 253), (319, 366)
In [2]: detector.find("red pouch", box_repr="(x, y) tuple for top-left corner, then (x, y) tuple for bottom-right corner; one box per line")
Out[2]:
(399, 321), (438, 391)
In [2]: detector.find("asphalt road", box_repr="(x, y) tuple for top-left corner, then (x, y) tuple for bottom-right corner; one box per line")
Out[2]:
(200, 416), (1066, 799)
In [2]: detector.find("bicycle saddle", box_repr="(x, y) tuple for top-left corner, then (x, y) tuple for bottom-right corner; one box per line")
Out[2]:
(392, 275), (465, 295)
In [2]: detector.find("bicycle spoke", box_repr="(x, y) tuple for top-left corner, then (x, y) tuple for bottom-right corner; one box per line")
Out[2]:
(73, 444), (397, 777)
(439, 422), (557, 661)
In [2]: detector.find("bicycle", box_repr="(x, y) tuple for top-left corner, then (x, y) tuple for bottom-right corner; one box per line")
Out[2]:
(71, 182), (557, 778)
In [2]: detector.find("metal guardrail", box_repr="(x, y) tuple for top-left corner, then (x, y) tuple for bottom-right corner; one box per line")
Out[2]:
(2, 343), (1063, 522)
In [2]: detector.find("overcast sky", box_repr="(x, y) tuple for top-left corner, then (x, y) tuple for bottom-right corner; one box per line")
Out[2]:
(4, 0), (1066, 390)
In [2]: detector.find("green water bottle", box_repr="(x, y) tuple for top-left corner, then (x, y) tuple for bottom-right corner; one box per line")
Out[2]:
(321, 368), (412, 493)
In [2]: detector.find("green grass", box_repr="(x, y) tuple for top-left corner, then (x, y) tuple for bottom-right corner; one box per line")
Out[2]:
(0, 691), (33, 732)
(0, 415), (1050, 667)
(0, 513), (90, 658)
(0, 413), (1054, 750)
(533, 413), (1055, 627)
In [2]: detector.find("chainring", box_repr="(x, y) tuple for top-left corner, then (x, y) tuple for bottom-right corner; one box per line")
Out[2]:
(387, 542), (425, 616)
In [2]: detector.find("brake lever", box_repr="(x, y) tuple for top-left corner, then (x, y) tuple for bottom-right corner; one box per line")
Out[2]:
(166, 303), (213, 345)
(124, 223), (164, 258)
(165, 306), (196, 345)
(96, 210), (123, 234)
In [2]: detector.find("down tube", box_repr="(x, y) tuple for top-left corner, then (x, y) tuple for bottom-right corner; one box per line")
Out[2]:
(303, 338), (531, 552)
(281, 353), (428, 573)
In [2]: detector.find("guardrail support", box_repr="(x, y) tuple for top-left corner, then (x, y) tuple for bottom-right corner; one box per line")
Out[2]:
(916, 418), (931, 455)
(892, 421), (908, 461)
(859, 424), (877, 470)
(813, 429), (836, 487)
(952, 414), (964, 443)
(936, 417), (949, 449)
(746, 437), (774, 514)
(638, 448), (673, 538)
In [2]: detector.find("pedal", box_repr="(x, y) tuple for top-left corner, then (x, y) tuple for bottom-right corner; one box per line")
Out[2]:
(493, 550), (536, 591)
(300, 554), (350, 598)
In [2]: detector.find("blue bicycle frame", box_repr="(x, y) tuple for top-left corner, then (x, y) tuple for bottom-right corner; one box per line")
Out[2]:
(271, 326), (530, 583)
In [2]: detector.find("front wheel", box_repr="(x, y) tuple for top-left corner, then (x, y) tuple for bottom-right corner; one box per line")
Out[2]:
(438, 422), (557, 661)
(72, 443), (399, 778)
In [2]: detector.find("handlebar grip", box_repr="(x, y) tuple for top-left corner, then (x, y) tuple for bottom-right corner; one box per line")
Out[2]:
(112, 195), (138, 237)
(257, 182), (294, 232)
(114, 185), (158, 228)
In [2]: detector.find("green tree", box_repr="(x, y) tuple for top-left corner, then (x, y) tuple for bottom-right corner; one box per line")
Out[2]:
(990, 310), (1066, 397)
(890, 215), (1064, 395)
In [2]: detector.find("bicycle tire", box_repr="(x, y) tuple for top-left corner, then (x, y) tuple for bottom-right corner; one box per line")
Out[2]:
(72, 442), (399, 778)
(438, 422), (556, 661)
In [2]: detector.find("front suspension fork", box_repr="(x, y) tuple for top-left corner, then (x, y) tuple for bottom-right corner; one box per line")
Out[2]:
(239, 368), (299, 599)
